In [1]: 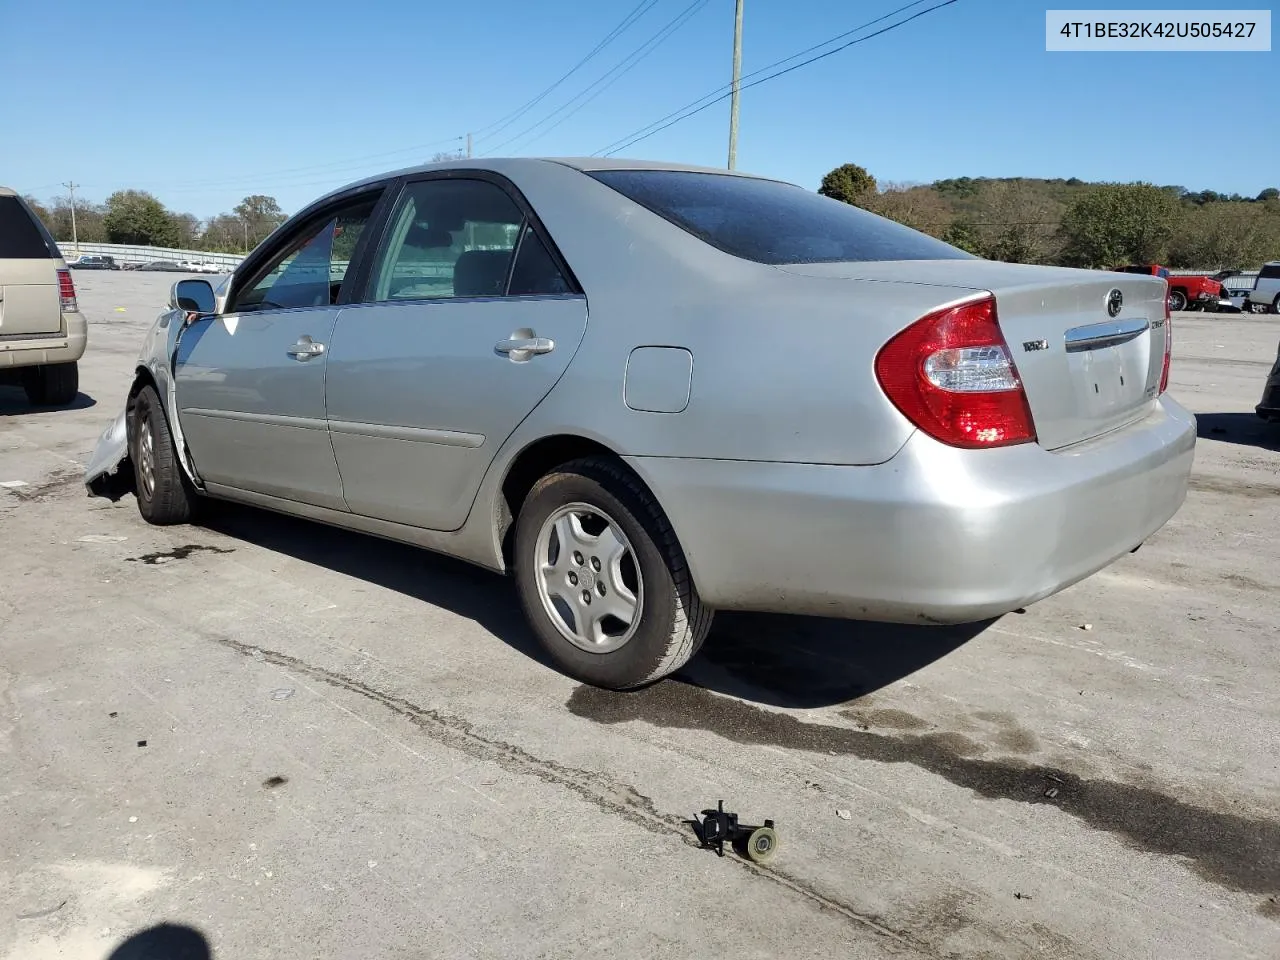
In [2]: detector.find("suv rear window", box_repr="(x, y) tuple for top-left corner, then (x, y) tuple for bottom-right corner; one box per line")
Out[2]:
(0, 196), (57, 258)
(1259, 263), (1280, 280)
(588, 170), (972, 265)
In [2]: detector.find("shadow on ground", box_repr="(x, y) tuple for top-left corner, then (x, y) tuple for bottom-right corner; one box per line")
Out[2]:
(1196, 412), (1279, 451)
(107, 922), (211, 960)
(0, 384), (97, 416)
(199, 502), (987, 709)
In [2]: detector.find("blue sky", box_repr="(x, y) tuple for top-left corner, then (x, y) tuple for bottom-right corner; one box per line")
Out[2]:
(5, 0), (1275, 217)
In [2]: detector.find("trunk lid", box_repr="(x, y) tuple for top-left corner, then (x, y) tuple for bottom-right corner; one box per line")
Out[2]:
(779, 260), (1169, 450)
(0, 259), (62, 337)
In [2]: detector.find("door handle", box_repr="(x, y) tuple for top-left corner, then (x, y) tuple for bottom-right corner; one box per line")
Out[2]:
(286, 337), (326, 361)
(495, 336), (554, 361)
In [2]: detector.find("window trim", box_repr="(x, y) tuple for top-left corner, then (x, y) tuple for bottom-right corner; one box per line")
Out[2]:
(225, 183), (394, 315)
(355, 169), (583, 306)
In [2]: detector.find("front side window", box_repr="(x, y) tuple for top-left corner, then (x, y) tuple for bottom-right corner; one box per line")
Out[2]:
(368, 179), (530, 302)
(1259, 264), (1280, 280)
(588, 169), (972, 266)
(231, 195), (377, 313)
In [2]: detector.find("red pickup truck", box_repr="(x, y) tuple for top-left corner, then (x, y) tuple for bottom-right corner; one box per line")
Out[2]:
(1113, 264), (1228, 312)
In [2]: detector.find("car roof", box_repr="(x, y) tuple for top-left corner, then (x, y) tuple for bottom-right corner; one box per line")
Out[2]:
(314, 156), (788, 210)
(0, 186), (20, 198)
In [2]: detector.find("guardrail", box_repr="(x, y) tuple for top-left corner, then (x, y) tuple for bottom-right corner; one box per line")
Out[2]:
(55, 241), (246, 270)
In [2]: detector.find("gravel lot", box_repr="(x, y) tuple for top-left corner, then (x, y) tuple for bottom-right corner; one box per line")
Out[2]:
(2, 272), (1278, 960)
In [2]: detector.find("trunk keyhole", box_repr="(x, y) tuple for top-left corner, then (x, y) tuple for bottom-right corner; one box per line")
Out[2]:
(1094, 383), (1100, 394)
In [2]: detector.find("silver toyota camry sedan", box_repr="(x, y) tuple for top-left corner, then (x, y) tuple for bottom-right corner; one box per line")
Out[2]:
(84, 158), (1196, 690)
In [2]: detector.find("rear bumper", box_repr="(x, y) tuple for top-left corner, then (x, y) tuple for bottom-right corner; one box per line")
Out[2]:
(0, 312), (88, 368)
(627, 396), (1196, 623)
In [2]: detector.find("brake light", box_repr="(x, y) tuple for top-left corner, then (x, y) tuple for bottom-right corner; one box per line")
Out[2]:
(1159, 299), (1172, 394)
(874, 294), (1036, 449)
(57, 269), (78, 312)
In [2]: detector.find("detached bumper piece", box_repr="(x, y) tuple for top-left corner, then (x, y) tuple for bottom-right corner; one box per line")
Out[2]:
(693, 801), (778, 864)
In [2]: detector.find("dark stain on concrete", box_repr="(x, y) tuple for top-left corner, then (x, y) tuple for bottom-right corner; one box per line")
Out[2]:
(1189, 474), (1280, 500)
(566, 682), (1280, 897)
(262, 775), (288, 789)
(1259, 895), (1279, 921)
(843, 707), (929, 731)
(126, 544), (234, 565)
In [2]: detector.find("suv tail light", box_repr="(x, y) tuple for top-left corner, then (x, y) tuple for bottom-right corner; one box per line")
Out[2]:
(874, 294), (1036, 449)
(1159, 296), (1172, 394)
(57, 268), (78, 312)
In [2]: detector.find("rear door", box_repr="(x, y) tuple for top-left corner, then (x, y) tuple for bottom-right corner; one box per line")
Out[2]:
(0, 194), (62, 337)
(325, 174), (587, 530)
(175, 189), (384, 509)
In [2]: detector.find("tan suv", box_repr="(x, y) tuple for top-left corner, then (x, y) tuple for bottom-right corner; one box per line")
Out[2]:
(0, 187), (87, 405)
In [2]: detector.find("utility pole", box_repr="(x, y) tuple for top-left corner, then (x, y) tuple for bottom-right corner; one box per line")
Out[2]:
(62, 181), (80, 255)
(466, 132), (472, 159)
(727, 0), (744, 169)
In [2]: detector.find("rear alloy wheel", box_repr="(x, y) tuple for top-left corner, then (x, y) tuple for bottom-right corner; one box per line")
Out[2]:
(514, 456), (712, 690)
(1167, 290), (1188, 312)
(131, 384), (196, 525)
(21, 362), (78, 406)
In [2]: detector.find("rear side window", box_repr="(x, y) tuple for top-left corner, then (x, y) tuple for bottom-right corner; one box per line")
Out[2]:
(588, 170), (972, 265)
(0, 196), (56, 258)
(1260, 264), (1280, 280)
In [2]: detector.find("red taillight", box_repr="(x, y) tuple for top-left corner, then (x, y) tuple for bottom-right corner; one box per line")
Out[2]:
(1159, 301), (1172, 394)
(874, 294), (1036, 449)
(57, 269), (78, 312)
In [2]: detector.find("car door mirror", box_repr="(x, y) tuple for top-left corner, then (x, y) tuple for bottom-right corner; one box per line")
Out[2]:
(171, 278), (216, 314)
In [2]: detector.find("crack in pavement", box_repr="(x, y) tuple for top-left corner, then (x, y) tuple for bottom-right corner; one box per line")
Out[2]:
(567, 682), (1280, 901)
(207, 633), (936, 957)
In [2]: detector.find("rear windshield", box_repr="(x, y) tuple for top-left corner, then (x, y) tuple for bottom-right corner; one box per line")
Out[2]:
(0, 196), (57, 258)
(588, 170), (972, 265)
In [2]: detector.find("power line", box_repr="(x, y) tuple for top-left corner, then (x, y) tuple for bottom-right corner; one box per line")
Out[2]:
(595, 0), (960, 157)
(593, 0), (936, 156)
(472, 0), (660, 145)
(483, 0), (711, 157)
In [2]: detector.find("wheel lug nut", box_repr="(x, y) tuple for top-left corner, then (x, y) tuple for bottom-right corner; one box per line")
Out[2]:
(591, 556), (601, 571)
(581, 591), (592, 604)
(568, 572), (578, 586)
(597, 582), (606, 596)
(573, 551), (584, 566)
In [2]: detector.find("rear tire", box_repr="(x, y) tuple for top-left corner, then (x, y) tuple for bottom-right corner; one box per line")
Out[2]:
(1167, 290), (1187, 312)
(21, 362), (78, 406)
(131, 384), (195, 525)
(513, 456), (713, 690)
(1273, 295), (1280, 315)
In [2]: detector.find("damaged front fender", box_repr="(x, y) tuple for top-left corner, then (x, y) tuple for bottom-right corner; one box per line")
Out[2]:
(83, 299), (206, 501)
(84, 408), (132, 500)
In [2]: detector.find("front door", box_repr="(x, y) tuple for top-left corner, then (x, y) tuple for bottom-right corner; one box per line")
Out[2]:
(175, 193), (380, 509)
(325, 176), (588, 530)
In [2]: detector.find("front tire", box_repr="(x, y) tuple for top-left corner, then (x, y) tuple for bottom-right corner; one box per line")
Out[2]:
(131, 384), (195, 525)
(1167, 290), (1188, 312)
(513, 456), (712, 690)
(21, 362), (78, 406)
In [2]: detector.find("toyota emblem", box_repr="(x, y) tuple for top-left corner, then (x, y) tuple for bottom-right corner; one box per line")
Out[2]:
(1106, 289), (1124, 317)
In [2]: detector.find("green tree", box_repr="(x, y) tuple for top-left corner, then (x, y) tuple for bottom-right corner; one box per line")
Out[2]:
(102, 190), (180, 247)
(1258, 187), (1280, 203)
(1057, 183), (1180, 267)
(818, 163), (877, 206)
(233, 194), (285, 248)
(942, 219), (982, 255)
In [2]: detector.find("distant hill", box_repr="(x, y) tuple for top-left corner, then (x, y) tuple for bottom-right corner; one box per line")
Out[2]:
(830, 168), (1280, 270)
